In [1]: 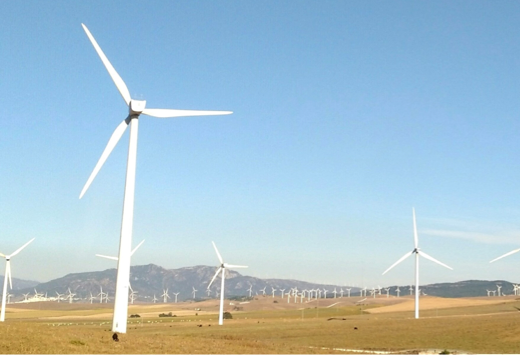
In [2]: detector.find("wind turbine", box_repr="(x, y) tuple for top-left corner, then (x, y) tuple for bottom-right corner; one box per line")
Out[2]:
(0, 238), (34, 321)
(55, 292), (64, 303)
(382, 208), (452, 319)
(173, 292), (179, 303)
(161, 289), (169, 303)
(78, 24), (232, 334)
(207, 241), (247, 325)
(66, 288), (76, 304)
(192, 287), (198, 300)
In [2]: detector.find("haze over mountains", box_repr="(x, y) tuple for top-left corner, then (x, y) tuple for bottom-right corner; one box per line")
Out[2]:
(6, 264), (517, 301)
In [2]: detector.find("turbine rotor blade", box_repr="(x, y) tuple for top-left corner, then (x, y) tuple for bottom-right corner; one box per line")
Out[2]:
(81, 24), (131, 105)
(224, 264), (248, 269)
(212, 241), (224, 264)
(79, 117), (130, 199)
(142, 108), (233, 118)
(10, 238), (35, 257)
(95, 254), (119, 261)
(419, 251), (453, 270)
(412, 208), (419, 249)
(382, 251), (414, 275)
(490, 248), (520, 263)
(208, 267), (222, 289)
(131, 240), (145, 256)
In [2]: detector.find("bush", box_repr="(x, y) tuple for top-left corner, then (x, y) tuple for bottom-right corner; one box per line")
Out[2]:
(129, 314), (140, 318)
(223, 311), (232, 319)
(159, 312), (173, 317)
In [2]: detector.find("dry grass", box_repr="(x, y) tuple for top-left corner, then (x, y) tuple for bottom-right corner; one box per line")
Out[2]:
(1, 296), (520, 353)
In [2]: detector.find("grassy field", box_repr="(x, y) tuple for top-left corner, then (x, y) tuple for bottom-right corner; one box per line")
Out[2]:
(1, 296), (520, 354)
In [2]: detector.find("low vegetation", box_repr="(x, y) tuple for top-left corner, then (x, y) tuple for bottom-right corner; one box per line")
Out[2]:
(0, 298), (520, 353)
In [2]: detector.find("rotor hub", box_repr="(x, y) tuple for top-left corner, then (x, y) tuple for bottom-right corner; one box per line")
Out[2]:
(129, 99), (146, 114)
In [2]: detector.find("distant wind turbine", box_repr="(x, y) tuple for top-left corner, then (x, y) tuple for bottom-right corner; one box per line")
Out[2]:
(0, 238), (34, 321)
(78, 24), (232, 334)
(382, 208), (452, 319)
(207, 241), (247, 326)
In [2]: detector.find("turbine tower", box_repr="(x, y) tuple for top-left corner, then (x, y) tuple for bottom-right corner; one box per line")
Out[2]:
(78, 24), (232, 334)
(382, 208), (452, 319)
(207, 241), (247, 325)
(0, 238), (34, 322)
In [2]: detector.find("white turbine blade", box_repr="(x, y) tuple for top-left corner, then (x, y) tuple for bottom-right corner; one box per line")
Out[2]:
(382, 251), (414, 275)
(0, 253), (4, 258)
(142, 108), (233, 118)
(412, 208), (419, 249)
(419, 251), (453, 270)
(208, 267), (222, 289)
(81, 24), (131, 105)
(10, 238), (35, 257)
(79, 117), (129, 199)
(95, 254), (118, 261)
(130, 240), (145, 256)
(490, 248), (520, 263)
(212, 241), (224, 264)
(224, 263), (248, 269)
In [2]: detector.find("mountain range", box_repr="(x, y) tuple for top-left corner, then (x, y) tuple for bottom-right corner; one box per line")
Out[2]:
(5, 264), (518, 302)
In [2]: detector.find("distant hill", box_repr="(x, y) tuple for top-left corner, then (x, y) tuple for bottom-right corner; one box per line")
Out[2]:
(412, 280), (517, 298)
(0, 276), (40, 291)
(15, 264), (351, 302)
(8, 264), (518, 302)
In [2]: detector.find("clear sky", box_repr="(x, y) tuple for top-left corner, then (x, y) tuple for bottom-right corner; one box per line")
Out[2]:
(2, 1), (520, 289)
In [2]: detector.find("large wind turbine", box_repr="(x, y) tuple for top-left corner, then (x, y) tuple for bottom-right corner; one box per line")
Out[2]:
(382, 208), (452, 319)
(0, 238), (34, 322)
(79, 24), (232, 333)
(207, 241), (247, 325)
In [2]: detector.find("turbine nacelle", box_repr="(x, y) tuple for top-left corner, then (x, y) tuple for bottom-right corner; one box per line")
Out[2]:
(130, 100), (146, 115)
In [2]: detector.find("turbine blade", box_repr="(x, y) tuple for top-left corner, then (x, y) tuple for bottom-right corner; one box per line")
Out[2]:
(412, 208), (419, 249)
(131, 240), (145, 256)
(224, 264), (248, 269)
(490, 248), (520, 263)
(420, 251), (453, 270)
(208, 267), (222, 289)
(212, 241), (224, 264)
(382, 251), (414, 275)
(79, 117), (129, 199)
(142, 108), (233, 118)
(10, 238), (35, 257)
(95, 254), (118, 261)
(81, 24), (131, 105)
(0, 253), (5, 258)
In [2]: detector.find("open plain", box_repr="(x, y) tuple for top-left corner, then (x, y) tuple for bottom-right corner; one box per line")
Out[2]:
(0, 295), (520, 354)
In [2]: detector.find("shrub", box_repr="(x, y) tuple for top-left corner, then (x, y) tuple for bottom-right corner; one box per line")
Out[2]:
(223, 311), (232, 319)
(70, 340), (85, 346)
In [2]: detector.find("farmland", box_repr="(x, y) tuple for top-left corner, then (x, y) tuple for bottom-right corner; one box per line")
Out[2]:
(1, 295), (520, 354)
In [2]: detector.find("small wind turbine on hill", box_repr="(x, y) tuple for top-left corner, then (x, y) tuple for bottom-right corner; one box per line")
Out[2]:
(208, 241), (247, 326)
(78, 24), (232, 334)
(0, 238), (34, 322)
(382, 208), (452, 319)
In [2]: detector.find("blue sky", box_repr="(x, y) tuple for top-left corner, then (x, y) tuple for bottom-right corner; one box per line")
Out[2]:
(2, 1), (520, 289)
